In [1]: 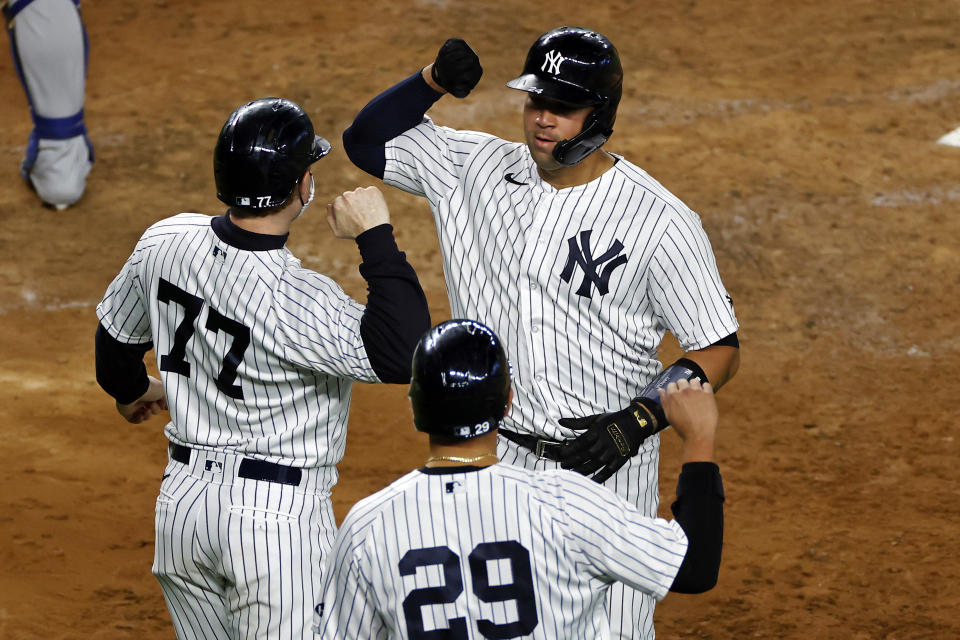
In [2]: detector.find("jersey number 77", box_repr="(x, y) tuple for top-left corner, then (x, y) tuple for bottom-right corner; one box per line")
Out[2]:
(399, 540), (538, 639)
(157, 278), (251, 400)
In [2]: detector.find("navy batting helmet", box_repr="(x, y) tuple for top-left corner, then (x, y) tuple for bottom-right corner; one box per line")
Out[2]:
(214, 98), (331, 210)
(507, 26), (622, 166)
(409, 320), (511, 440)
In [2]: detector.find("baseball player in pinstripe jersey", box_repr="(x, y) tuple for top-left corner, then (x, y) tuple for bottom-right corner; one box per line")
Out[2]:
(343, 27), (740, 638)
(94, 98), (430, 640)
(317, 319), (725, 639)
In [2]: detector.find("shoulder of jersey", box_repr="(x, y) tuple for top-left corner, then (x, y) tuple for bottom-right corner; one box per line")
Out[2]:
(475, 463), (584, 500)
(339, 469), (424, 530)
(481, 135), (528, 163)
(280, 262), (347, 299)
(529, 465), (615, 499)
(141, 212), (214, 238)
(432, 122), (528, 164)
(612, 157), (702, 224)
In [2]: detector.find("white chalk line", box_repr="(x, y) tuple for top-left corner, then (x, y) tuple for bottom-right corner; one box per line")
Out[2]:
(0, 298), (96, 315)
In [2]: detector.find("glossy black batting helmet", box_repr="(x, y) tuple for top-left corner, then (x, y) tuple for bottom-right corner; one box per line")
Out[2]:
(214, 98), (331, 210)
(507, 26), (623, 166)
(409, 319), (511, 440)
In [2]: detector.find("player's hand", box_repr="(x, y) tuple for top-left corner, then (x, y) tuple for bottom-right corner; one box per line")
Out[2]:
(327, 186), (390, 239)
(659, 379), (717, 462)
(557, 403), (658, 484)
(427, 38), (482, 98)
(116, 376), (168, 424)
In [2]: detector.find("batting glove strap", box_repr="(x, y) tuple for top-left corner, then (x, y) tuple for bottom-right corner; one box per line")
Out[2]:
(632, 396), (666, 435)
(431, 38), (483, 98)
(557, 402), (659, 484)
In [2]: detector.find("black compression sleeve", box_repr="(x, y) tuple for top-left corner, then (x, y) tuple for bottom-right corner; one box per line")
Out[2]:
(669, 462), (725, 593)
(357, 224), (431, 383)
(342, 71), (444, 179)
(712, 332), (739, 348)
(95, 323), (152, 404)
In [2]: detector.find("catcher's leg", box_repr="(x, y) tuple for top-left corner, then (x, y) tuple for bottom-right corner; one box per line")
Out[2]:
(7, 0), (93, 208)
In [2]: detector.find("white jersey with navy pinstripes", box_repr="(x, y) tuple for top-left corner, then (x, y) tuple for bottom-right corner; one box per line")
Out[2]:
(96, 212), (379, 476)
(317, 463), (688, 639)
(383, 120), (738, 443)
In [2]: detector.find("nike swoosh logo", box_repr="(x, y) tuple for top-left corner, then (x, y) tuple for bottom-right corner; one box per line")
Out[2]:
(162, 473), (170, 479)
(504, 173), (528, 186)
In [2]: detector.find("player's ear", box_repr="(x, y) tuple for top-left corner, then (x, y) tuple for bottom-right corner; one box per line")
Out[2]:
(503, 386), (513, 417)
(298, 169), (311, 197)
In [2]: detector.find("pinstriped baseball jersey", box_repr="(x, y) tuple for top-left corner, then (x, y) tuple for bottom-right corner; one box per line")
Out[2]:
(97, 207), (427, 640)
(96, 212), (379, 477)
(382, 118), (736, 639)
(317, 463), (688, 639)
(384, 119), (738, 441)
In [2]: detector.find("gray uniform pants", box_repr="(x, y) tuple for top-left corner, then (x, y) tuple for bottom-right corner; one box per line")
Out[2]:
(6, 0), (93, 207)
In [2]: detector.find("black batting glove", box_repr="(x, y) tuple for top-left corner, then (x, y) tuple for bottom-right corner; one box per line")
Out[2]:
(557, 401), (659, 484)
(431, 38), (482, 98)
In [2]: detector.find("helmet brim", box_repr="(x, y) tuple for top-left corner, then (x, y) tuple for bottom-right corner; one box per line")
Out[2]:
(311, 135), (332, 163)
(506, 74), (601, 107)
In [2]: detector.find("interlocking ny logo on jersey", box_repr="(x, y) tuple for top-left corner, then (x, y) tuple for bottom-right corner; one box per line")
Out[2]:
(542, 50), (564, 75)
(560, 230), (628, 298)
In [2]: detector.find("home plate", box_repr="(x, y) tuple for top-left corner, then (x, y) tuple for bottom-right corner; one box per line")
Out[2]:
(937, 127), (960, 147)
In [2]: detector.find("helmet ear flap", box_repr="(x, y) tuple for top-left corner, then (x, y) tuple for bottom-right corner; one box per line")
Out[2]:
(552, 98), (616, 166)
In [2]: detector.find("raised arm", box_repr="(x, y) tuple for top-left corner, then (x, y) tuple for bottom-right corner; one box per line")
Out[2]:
(342, 39), (482, 178)
(328, 186), (431, 383)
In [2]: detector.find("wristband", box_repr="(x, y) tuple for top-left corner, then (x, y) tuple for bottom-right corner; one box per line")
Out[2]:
(634, 358), (708, 403)
(631, 358), (709, 431)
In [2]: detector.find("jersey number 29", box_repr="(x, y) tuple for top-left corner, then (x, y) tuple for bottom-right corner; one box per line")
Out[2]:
(399, 541), (538, 639)
(157, 278), (251, 400)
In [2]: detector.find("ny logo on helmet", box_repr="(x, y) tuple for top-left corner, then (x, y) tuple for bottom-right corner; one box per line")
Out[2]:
(542, 50), (565, 75)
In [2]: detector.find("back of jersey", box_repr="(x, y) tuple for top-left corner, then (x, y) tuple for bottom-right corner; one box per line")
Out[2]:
(97, 213), (379, 472)
(320, 463), (688, 639)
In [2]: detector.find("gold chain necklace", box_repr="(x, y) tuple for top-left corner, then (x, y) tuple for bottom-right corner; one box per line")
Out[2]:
(425, 453), (499, 464)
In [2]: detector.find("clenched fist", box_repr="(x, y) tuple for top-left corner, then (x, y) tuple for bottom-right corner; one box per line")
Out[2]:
(430, 38), (483, 98)
(658, 378), (718, 463)
(327, 186), (391, 239)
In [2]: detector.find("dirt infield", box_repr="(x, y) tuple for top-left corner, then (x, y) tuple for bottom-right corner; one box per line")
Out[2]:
(1, 1), (958, 638)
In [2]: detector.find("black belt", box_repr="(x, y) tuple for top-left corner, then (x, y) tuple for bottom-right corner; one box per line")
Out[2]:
(170, 443), (303, 487)
(499, 429), (565, 462)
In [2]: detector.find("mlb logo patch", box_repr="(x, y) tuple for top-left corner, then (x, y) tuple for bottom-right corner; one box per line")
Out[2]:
(205, 460), (223, 473)
(238, 197), (251, 206)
